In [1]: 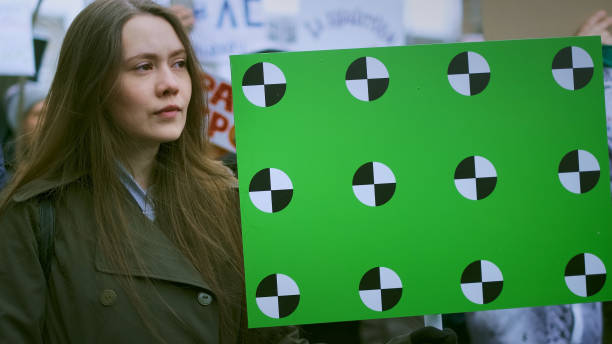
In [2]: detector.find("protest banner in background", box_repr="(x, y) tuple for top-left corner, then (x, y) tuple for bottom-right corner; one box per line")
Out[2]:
(231, 36), (612, 327)
(0, 1), (35, 76)
(204, 73), (236, 153)
(191, 0), (270, 79)
(267, 0), (404, 52)
(190, 0), (404, 80)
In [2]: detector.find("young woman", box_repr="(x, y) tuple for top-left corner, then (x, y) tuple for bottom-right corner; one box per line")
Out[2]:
(0, 1), (278, 343)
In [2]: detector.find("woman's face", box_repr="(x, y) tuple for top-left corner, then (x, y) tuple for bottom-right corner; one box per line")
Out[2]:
(110, 14), (191, 148)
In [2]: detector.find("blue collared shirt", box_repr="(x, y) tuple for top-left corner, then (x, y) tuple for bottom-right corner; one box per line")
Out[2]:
(117, 163), (155, 221)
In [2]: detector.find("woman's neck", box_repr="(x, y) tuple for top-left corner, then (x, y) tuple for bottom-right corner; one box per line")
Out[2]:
(124, 143), (159, 191)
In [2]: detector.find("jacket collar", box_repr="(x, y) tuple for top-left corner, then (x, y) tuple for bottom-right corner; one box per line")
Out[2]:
(94, 195), (213, 292)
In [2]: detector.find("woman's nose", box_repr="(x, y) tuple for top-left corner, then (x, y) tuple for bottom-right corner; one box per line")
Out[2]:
(156, 66), (179, 97)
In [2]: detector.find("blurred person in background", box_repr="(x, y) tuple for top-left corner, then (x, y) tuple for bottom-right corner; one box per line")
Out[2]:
(3, 82), (48, 168)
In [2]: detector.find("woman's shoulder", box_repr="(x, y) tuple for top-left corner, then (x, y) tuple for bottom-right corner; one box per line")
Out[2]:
(11, 172), (86, 203)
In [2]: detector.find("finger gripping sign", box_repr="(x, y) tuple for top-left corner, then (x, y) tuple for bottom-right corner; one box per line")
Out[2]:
(229, 36), (612, 328)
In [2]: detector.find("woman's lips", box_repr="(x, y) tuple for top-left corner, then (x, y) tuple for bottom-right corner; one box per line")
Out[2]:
(155, 105), (181, 119)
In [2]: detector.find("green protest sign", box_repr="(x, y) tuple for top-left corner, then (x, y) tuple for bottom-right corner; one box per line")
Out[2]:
(229, 36), (611, 328)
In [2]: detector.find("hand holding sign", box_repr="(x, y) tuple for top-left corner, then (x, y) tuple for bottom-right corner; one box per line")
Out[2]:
(576, 10), (612, 45)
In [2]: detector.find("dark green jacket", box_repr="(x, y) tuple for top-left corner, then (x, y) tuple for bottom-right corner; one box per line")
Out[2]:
(0, 176), (305, 344)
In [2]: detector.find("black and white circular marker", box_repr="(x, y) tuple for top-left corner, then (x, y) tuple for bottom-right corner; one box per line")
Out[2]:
(552, 46), (594, 90)
(447, 51), (490, 96)
(249, 168), (293, 213)
(242, 62), (287, 107)
(460, 260), (504, 305)
(454, 156), (497, 200)
(352, 162), (396, 207)
(558, 149), (600, 194)
(359, 267), (403, 312)
(565, 253), (606, 297)
(255, 273), (300, 319)
(345, 56), (389, 101)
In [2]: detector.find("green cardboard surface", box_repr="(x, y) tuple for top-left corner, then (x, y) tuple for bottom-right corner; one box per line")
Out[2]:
(229, 36), (612, 328)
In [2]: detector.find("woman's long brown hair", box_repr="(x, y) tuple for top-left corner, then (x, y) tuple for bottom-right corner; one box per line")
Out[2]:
(0, 0), (246, 342)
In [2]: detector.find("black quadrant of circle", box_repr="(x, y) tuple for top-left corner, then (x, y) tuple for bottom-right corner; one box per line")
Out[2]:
(460, 260), (482, 284)
(552, 47), (593, 90)
(353, 162), (375, 185)
(482, 282), (504, 304)
(249, 168), (271, 192)
(243, 62), (264, 86)
(448, 52), (490, 96)
(271, 189), (293, 212)
(278, 295), (300, 318)
(256, 274), (278, 297)
(565, 254), (607, 297)
(558, 150), (600, 193)
(359, 267), (402, 311)
(461, 260), (503, 304)
(264, 84), (287, 107)
(368, 78), (390, 101)
(552, 47), (572, 69)
(454, 156), (476, 179)
(346, 57), (368, 80)
(448, 52), (469, 74)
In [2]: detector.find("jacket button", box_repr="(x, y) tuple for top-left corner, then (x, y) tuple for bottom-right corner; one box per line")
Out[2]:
(100, 289), (117, 306)
(197, 292), (213, 306)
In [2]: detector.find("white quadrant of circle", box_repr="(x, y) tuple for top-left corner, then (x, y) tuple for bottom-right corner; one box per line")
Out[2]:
(474, 156), (496, 178)
(366, 57), (389, 79)
(565, 275), (588, 297)
(468, 52), (490, 74)
(578, 150), (600, 172)
(249, 191), (273, 213)
(276, 274), (300, 296)
(373, 162), (396, 184)
(461, 282), (484, 304)
(572, 47), (594, 68)
(481, 260), (503, 282)
(359, 289), (383, 312)
(270, 168), (293, 190)
(353, 184), (376, 207)
(448, 74), (470, 96)
(455, 178), (477, 200)
(379, 267), (402, 289)
(256, 296), (280, 318)
(263, 62), (286, 84)
(552, 69), (575, 90)
(242, 85), (266, 107)
(346, 79), (369, 101)
(559, 172), (581, 194)
(585, 253), (606, 275)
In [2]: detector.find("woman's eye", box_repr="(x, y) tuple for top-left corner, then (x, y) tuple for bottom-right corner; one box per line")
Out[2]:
(135, 63), (153, 71)
(173, 60), (186, 69)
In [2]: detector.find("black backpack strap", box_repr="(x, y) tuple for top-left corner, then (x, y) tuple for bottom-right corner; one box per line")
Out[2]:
(36, 196), (55, 280)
